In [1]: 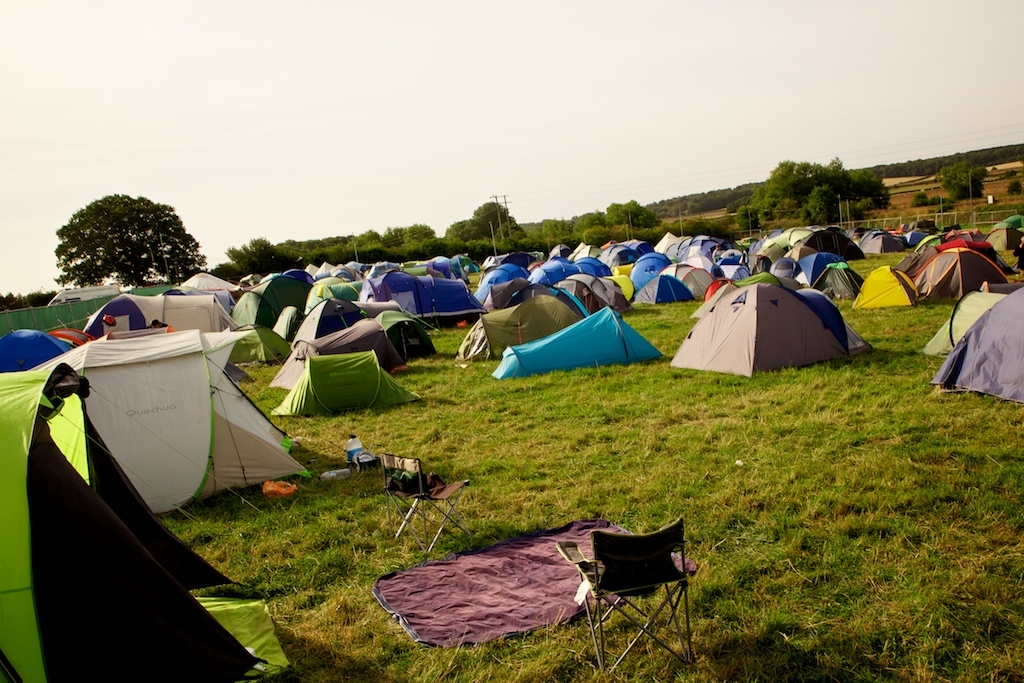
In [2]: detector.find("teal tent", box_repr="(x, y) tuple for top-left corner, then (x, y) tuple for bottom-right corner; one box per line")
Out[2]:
(273, 351), (420, 415)
(492, 307), (661, 379)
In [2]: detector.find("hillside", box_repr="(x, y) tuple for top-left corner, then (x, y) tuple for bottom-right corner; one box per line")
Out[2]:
(643, 142), (1024, 219)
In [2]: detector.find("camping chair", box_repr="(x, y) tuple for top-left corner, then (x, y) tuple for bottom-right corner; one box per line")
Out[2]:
(381, 453), (470, 552)
(555, 518), (696, 671)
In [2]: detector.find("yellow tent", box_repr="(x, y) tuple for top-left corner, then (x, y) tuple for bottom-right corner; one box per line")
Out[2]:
(853, 266), (917, 309)
(608, 274), (635, 300)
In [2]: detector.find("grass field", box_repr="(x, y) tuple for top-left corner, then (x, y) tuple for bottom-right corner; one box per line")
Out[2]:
(166, 253), (1024, 682)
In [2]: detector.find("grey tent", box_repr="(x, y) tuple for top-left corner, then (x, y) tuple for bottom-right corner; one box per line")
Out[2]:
(556, 274), (631, 314)
(932, 286), (1024, 402)
(271, 319), (406, 390)
(672, 284), (869, 376)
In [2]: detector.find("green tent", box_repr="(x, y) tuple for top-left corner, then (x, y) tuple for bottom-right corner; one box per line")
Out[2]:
(229, 324), (292, 364)
(232, 276), (312, 328)
(0, 365), (271, 682)
(377, 309), (436, 360)
(273, 351), (419, 416)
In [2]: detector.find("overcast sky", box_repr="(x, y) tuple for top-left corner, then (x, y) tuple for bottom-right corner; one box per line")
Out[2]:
(3, 0), (1023, 295)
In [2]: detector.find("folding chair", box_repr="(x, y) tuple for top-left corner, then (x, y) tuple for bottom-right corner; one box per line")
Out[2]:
(381, 453), (470, 552)
(556, 517), (696, 671)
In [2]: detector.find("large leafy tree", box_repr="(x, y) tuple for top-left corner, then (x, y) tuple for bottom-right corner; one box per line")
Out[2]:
(605, 200), (660, 231)
(445, 202), (519, 242)
(225, 237), (296, 275)
(936, 161), (988, 202)
(751, 158), (888, 223)
(55, 195), (206, 286)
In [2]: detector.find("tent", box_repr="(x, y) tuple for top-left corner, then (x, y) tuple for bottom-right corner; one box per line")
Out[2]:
(179, 272), (240, 292)
(859, 230), (907, 254)
(0, 330), (71, 372)
(985, 225), (1023, 251)
(660, 263), (714, 299)
(85, 293), (236, 337)
(568, 242), (602, 261)
(633, 274), (696, 304)
(598, 243), (641, 269)
(691, 281), (738, 319)
(798, 228), (865, 260)
(607, 274), (635, 302)
(271, 319), (407, 390)
(912, 247), (1007, 299)
(922, 290), (1006, 356)
(456, 296), (584, 362)
(556, 274), (631, 314)
(272, 305), (301, 341)
(228, 324), (292, 364)
(272, 351), (419, 416)
(629, 251), (673, 293)
(931, 287), (1024, 403)
(377, 309), (436, 360)
(795, 252), (846, 286)
(293, 298), (369, 342)
(475, 264), (534, 302)
(527, 258), (581, 286)
(671, 284), (869, 376)
(492, 308), (661, 379)
(231, 276), (313, 328)
(573, 257), (613, 278)
(853, 266), (917, 309)
(34, 330), (308, 513)
(810, 262), (864, 300)
(360, 271), (486, 321)
(0, 365), (271, 683)
(305, 279), (363, 312)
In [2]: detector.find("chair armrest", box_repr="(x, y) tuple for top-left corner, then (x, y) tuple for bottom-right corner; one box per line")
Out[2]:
(556, 541), (589, 565)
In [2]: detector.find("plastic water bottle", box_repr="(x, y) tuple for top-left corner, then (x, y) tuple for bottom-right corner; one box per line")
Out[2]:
(320, 468), (351, 480)
(345, 434), (363, 464)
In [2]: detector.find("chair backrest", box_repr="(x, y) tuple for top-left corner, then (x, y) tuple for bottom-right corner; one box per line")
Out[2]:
(591, 518), (686, 596)
(381, 453), (428, 495)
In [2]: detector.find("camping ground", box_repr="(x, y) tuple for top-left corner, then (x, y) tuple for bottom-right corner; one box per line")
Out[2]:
(166, 252), (1024, 682)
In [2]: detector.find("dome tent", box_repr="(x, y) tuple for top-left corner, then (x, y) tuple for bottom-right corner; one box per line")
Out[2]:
(672, 283), (869, 376)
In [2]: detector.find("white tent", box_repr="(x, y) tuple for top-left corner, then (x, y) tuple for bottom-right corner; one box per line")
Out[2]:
(35, 329), (307, 513)
(84, 293), (237, 337)
(179, 272), (241, 291)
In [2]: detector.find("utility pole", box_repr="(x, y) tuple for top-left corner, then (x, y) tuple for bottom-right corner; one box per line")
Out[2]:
(491, 195), (504, 241)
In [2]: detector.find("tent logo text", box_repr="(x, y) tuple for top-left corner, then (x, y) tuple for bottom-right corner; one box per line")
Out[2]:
(125, 404), (178, 417)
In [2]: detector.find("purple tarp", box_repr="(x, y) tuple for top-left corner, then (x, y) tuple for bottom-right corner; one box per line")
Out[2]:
(372, 518), (623, 647)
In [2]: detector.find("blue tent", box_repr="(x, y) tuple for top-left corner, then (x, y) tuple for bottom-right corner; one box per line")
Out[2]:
(795, 252), (846, 287)
(492, 308), (661, 379)
(474, 263), (531, 302)
(360, 271), (485, 320)
(573, 257), (613, 278)
(629, 252), (672, 293)
(932, 287), (1024, 403)
(528, 258), (581, 286)
(0, 330), (71, 372)
(633, 274), (696, 304)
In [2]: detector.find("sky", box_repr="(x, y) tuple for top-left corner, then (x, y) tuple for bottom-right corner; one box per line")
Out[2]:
(3, 0), (1023, 295)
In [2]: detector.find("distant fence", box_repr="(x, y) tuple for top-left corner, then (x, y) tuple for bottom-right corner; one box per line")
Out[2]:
(0, 296), (115, 337)
(847, 207), (1021, 233)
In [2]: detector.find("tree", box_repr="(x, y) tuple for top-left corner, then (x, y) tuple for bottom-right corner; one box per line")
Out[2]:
(803, 185), (838, 224)
(55, 195), (206, 286)
(605, 200), (659, 231)
(936, 161), (987, 202)
(225, 237), (294, 275)
(445, 202), (519, 242)
(750, 158), (888, 222)
(1008, 179), (1022, 196)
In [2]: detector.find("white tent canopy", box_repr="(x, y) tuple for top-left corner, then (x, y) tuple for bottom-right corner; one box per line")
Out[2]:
(35, 329), (306, 513)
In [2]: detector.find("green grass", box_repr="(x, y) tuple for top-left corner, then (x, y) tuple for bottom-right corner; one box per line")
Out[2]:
(165, 253), (1024, 682)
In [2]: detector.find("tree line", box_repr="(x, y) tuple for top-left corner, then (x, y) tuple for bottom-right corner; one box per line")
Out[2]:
(6, 143), (1022, 307)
